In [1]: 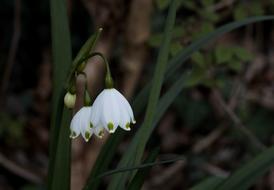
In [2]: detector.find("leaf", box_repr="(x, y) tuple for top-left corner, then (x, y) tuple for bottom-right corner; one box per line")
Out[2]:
(215, 46), (233, 64)
(100, 154), (184, 179)
(190, 176), (225, 190)
(170, 41), (183, 56)
(215, 146), (274, 190)
(73, 29), (102, 66)
(191, 51), (205, 68)
(127, 148), (159, 190)
(107, 1), (180, 189)
(49, 109), (71, 190)
(233, 47), (253, 61)
(48, 0), (72, 188)
(83, 130), (124, 190)
(227, 60), (242, 72)
(234, 6), (248, 20)
(156, 0), (172, 10)
(201, 0), (214, 7)
(185, 67), (205, 87)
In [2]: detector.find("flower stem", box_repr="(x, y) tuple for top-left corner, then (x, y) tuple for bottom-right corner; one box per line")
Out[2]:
(77, 52), (114, 89)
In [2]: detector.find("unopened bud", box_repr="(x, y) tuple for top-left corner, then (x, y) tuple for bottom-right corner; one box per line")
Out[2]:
(64, 92), (76, 109)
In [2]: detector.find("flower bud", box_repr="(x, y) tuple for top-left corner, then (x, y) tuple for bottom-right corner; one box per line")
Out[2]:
(64, 92), (76, 109)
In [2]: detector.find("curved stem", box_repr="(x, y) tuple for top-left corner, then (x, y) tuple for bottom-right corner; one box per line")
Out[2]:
(67, 52), (114, 90)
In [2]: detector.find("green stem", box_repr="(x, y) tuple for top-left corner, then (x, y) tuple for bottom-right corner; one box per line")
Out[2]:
(65, 28), (103, 92)
(66, 52), (114, 91)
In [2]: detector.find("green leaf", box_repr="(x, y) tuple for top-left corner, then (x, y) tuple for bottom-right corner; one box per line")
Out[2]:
(215, 146), (274, 190)
(185, 67), (205, 87)
(190, 176), (224, 190)
(191, 51), (205, 67)
(201, 0), (214, 7)
(170, 41), (183, 56)
(83, 130), (124, 190)
(234, 6), (248, 20)
(227, 60), (242, 72)
(233, 47), (253, 61)
(193, 22), (215, 39)
(73, 29), (102, 66)
(99, 154), (184, 179)
(156, 0), (172, 10)
(107, 1), (180, 189)
(215, 46), (233, 64)
(127, 148), (159, 190)
(49, 109), (71, 190)
(48, 0), (72, 188)
(250, 2), (264, 16)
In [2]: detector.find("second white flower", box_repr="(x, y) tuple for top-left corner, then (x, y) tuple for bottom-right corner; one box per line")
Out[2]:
(90, 88), (135, 133)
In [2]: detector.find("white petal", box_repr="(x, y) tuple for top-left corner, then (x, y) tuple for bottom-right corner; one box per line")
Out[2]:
(113, 93), (131, 131)
(93, 125), (104, 138)
(70, 109), (82, 138)
(70, 107), (93, 141)
(113, 89), (135, 124)
(90, 91), (105, 126)
(102, 89), (119, 133)
(79, 107), (93, 141)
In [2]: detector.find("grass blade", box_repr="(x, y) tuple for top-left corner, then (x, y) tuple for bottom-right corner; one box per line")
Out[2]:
(190, 176), (225, 190)
(107, 1), (180, 189)
(83, 130), (124, 190)
(214, 146), (274, 190)
(48, 0), (72, 188)
(49, 109), (72, 190)
(127, 148), (159, 190)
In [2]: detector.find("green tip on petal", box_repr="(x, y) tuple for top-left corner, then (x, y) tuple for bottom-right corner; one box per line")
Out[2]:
(107, 122), (114, 133)
(70, 131), (77, 139)
(126, 123), (131, 130)
(84, 131), (91, 142)
(98, 130), (104, 138)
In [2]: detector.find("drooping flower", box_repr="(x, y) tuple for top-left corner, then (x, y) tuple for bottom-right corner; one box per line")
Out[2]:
(70, 106), (92, 141)
(90, 88), (135, 133)
(70, 106), (105, 141)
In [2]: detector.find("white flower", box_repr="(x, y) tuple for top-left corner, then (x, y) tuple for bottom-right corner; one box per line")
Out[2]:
(70, 106), (104, 142)
(90, 88), (136, 133)
(70, 106), (105, 141)
(70, 107), (92, 141)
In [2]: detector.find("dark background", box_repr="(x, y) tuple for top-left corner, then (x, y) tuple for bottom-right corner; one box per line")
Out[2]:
(1, 0), (274, 189)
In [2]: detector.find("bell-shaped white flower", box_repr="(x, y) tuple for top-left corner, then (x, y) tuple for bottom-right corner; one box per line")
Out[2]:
(90, 88), (135, 133)
(70, 106), (93, 142)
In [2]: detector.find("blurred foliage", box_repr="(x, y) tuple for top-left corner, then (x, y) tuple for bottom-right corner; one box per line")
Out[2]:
(0, 112), (24, 145)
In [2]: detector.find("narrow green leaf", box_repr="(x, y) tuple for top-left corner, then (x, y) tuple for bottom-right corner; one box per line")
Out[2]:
(48, 0), (72, 188)
(49, 109), (71, 190)
(73, 29), (102, 65)
(107, 1), (180, 189)
(190, 176), (225, 190)
(127, 148), (160, 190)
(215, 146), (274, 190)
(83, 130), (124, 190)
